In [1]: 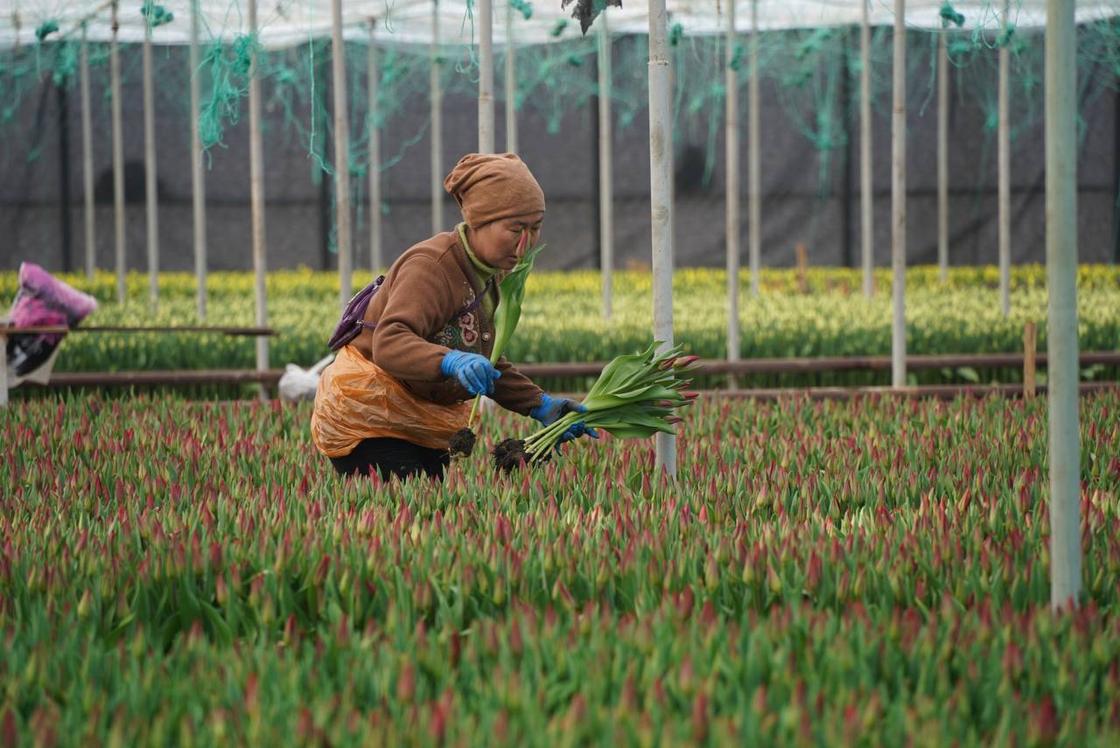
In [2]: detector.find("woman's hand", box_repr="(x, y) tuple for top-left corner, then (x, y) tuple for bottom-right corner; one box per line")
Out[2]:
(440, 351), (502, 396)
(530, 394), (600, 442)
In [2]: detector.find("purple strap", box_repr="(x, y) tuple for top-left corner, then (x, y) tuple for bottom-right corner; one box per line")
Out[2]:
(460, 276), (495, 317)
(328, 274), (495, 351)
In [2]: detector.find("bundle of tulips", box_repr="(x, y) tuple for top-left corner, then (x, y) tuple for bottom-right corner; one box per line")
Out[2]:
(493, 342), (700, 472)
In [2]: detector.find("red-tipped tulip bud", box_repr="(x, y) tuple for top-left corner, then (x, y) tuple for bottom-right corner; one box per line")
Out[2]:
(682, 391), (700, 401)
(674, 355), (701, 369)
(665, 416), (684, 425)
(658, 357), (678, 370)
(396, 663), (416, 703)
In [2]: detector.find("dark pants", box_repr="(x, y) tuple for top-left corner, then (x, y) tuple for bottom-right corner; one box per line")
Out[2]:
(330, 437), (450, 482)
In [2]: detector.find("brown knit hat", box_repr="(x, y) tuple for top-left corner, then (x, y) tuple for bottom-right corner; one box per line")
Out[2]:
(443, 153), (546, 228)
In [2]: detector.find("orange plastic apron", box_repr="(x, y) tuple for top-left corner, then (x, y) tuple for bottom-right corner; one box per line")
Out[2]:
(311, 345), (469, 456)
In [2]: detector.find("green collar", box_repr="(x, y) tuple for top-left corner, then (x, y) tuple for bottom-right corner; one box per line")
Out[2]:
(457, 223), (500, 280)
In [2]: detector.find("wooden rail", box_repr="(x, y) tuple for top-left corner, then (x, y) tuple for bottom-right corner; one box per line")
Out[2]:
(27, 376), (1118, 402)
(513, 352), (1120, 377)
(705, 382), (1118, 401)
(1, 325), (275, 336)
(0, 324), (273, 406)
(27, 351), (1120, 390)
(43, 370), (280, 387)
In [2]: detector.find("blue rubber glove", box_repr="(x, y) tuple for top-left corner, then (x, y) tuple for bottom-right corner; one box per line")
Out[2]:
(530, 393), (600, 443)
(440, 350), (501, 396)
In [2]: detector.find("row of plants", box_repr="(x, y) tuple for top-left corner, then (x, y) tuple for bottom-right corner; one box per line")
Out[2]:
(2, 392), (1119, 743)
(5, 268), (1119, 395)
(5, 264), (1119, 304)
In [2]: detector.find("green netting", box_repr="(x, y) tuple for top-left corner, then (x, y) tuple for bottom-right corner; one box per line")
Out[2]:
(1, 2), (1119, 258)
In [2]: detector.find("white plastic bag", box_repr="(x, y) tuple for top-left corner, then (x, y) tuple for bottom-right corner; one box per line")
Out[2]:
(278, 353), (335, 403)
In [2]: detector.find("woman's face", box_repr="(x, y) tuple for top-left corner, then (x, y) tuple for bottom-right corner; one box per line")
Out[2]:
(468, 212), (544, 271)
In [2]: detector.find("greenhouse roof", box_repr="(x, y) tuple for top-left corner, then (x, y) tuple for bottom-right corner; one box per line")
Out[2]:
(1, 1), (1118, 48)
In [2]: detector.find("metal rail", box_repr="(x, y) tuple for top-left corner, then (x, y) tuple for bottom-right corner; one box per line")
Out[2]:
(709, 382), (1117, 402)
(26, 352), (1120, 390)
(2, 325), (276, 336)
(42, 370), (279, 387)
(517, 352), (1120, 377)
(27, 375), (1118, 402)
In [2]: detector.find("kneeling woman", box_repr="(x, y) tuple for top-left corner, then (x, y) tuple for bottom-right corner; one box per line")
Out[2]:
(311, 153), (595, 482)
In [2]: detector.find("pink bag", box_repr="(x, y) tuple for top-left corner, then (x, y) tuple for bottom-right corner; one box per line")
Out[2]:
(6, 262), (97, 379)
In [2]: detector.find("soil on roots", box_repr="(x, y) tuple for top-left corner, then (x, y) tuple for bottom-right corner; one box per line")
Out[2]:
(492, 438), (554, 474)
(449, 428), (477, 457)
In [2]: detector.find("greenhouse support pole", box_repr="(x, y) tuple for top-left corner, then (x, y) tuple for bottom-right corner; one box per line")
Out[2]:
(316, 49), (331, 271)
(0, 330), (7, 407)
(478, 0), (495, 153)
(58, 80), (73, 273)
(80, 25), (95, 280)
(998, 0), (1011, 317)
(331, 0), (353, 307)
(431, 0), (444, 233)
(1114, 87), (1120, 265)
(368, 21), (383, 272)
(1046, 0), (1081, 611)
(143, 8), (159, 307)
(248, 0), (269, 380)
(598, 13), (614, 320)
(938, 29), (948, 282)
(1023, 321), (1037, 398)
(505, 3), (517, 153)
(725, 0), (740, 366)
(748, 0), (761, 297)
(649, 0), (676, 477)
(190, 0), (207, 319)
(891, 0), (907, 389)
(840, 31), (854, 270)
(110, 1), (126, 304)
(861, 0), (873, 297)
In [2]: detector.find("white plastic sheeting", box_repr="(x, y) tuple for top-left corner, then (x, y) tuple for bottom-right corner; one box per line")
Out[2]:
(1, 1), (1117, 47)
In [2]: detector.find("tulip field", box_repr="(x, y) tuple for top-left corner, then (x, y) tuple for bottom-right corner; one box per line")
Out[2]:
(4, 265), (1120, 395)
(3, 387), (1120, 744)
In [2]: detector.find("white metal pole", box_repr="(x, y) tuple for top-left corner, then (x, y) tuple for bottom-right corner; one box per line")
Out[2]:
(80, 25), (96, 280)
(726, 1), (740, 366)
(0, 331), (7, 407)
(331, 0), (353, 307)
(505, 2), (517, 153)
(748, 0), (761, 297)
(110, 2), (126, 304)
(368, 21), (383, 272)
(190, 0), (207, 320)
(599, 13), (614, 320)
(142, 9), (160, 308)
(248, 0), (269, 377)
(938, 29), (949, 282)
(998, 0), (1012, 317)
(891, 0), (907, 389)
(649, 0), (675, 477)
(431, 0), (444, 233)
(1046, 0), (1081, 611)
(478, 0), (495, 153)
(861, 0), (874, 297)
